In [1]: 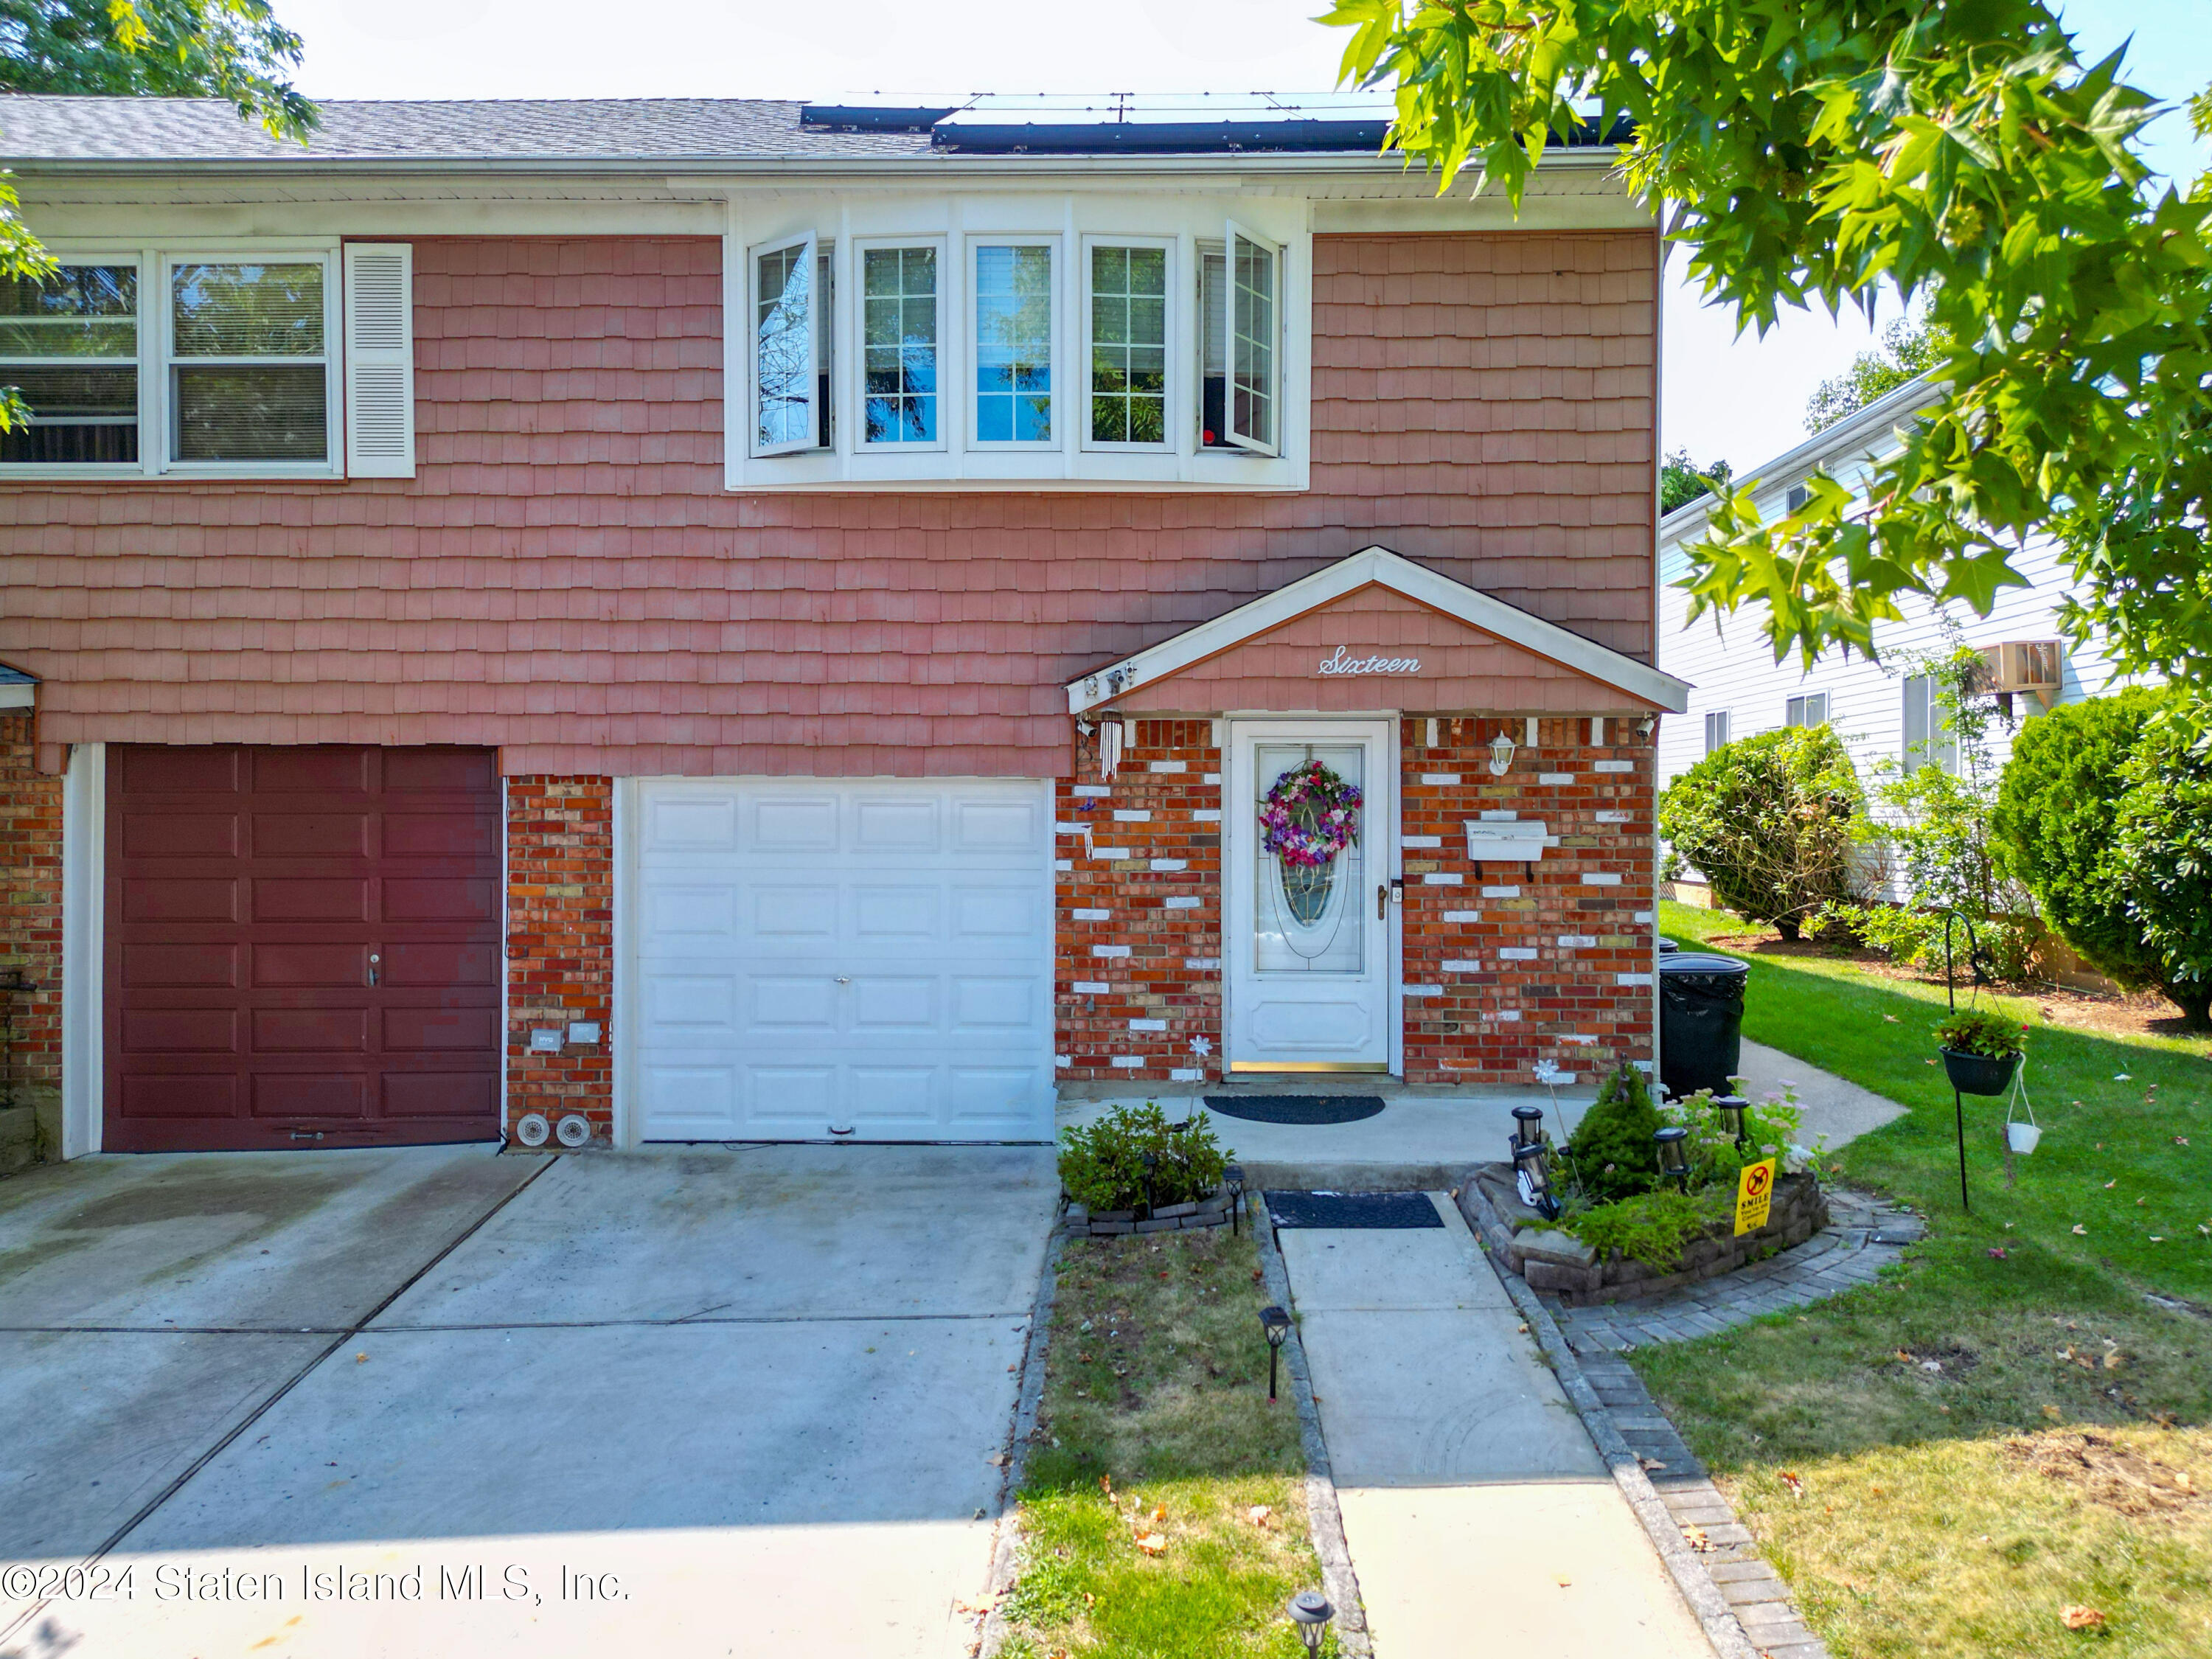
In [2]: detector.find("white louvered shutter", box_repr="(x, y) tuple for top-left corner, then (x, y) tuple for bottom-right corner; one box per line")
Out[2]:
(344, 243), (414, 477)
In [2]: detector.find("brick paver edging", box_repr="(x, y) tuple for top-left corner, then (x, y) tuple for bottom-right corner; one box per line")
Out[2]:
(1459, 1182), (1928, 1659)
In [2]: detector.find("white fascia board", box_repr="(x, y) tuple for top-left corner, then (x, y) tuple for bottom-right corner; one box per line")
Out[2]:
(1065, 544), (1690, 714)
(0, 684), (32, 709)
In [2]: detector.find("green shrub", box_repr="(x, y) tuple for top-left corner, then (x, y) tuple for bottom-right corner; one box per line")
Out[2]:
(1668, 1085), (1804, 1183)
(1562, 1189), (1731, 1271)
(1563, 1065), (1663, 1203)
(1057, 1102), (1229, 1212)
(1659, 726), (1864, 939)
(1992, 686), (2176, 998)
(2111, 712), (2212, 1029)
(1931, 1006), (2028, 1058)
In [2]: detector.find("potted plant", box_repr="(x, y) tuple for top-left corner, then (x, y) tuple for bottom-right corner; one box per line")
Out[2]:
(1933, 1008), (2026, 1096)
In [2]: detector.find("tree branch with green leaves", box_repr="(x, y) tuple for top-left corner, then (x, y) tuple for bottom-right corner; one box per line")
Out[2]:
(1326, 1), (2212, 693)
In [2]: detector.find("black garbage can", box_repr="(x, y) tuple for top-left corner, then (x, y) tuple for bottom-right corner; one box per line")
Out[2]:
(1656, 935), (1680, 955)
(1659, 953), (1750, 1099)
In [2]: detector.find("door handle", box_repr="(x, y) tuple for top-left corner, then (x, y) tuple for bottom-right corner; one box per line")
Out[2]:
(368, 952), (381, 987)
(1377, 884), (1389, 920)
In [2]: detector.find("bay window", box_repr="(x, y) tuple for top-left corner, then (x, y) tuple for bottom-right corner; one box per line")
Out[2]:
(0, 263), (139, 465)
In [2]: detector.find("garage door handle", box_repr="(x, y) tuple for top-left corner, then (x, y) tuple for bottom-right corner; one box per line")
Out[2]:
(835, 975), (852, 984)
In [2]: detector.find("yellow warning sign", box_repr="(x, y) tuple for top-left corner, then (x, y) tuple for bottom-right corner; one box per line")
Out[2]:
(1733, 1158), (1778, 1237)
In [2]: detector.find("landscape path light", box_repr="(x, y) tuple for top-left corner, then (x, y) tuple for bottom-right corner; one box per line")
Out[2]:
(1141, 1148), (1159, 1217)
(1511, 1103), (1545, 1150)
(1511, 1138), (1561, 1220)
(1713, 1095), (1750, 1150)
(1655, 1124), (1691, 1192)
(1287, 1590), (1335, 1656)
(1259, 1304), (1292, 1403)
(1224, 1163), (1246, 1235)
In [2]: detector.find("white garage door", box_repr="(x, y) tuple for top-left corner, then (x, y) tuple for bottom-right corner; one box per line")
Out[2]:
(632, 778), (1055, 1143)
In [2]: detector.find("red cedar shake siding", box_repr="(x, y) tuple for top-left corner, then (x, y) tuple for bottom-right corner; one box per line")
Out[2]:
(0, 231), (1658, 779)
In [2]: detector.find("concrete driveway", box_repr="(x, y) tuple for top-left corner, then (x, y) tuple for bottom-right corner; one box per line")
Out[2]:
(0, 1143), (1055, 1658)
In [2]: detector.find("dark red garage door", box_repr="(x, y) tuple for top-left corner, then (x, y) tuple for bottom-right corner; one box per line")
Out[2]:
(106, 745), (502, 1152)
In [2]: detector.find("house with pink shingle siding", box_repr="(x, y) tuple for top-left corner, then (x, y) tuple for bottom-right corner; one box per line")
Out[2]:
(0, 94), (1683, 1160)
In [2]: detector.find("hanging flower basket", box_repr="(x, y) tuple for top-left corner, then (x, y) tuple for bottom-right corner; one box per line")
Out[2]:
(1941, 1047), (2020, 1097)
(1259, 760), (1362, 924)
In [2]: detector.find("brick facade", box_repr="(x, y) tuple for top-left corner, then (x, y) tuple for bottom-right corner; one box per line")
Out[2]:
(0, 712), (62, 1142)
(1054, 712), (1658, 1090)
(1056, 720), (1224, 1085)
(504, 776), (614, 1142)
(1399, 716), (1657, 1086)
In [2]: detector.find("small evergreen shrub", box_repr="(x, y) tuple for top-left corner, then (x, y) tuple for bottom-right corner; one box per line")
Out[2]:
(1057, 1102), (1229, 1212)
(1932, 1007), (2028, 1059)
(1563, 1065), (1663, 1203)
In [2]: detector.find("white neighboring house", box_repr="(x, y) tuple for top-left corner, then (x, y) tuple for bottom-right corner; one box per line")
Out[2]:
(1657, 375), (2140, 905)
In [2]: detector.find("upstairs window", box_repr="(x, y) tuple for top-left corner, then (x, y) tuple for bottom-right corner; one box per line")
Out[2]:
(1901, 675), (1958, 773)
(0, 263), (139, 464)
(168, 260), (330, 464)
(1087, 242), (1167, 448)
(1784, 691), (1829, 729)
(752, 234), (824, 456)
(1197, 227), (1281, 454)
(1703, 709), (1731, 754)
(973, 241), (1054, 445)
(860, 244), (941, 446)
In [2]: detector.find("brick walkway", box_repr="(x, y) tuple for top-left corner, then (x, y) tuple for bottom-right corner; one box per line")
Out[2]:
(1545, 1186), (1926, 1356)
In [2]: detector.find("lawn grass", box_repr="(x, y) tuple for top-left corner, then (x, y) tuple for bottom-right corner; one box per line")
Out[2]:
(1633, 901), (2212, 1657)
(996, 1225), (1331, 1659)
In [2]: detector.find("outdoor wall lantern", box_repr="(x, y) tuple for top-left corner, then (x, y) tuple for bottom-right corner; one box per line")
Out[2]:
(1287, 1590), (1335, 1657)
(1488, 728), (1517, 776)
(1712, 1095), (1750, 1150)
(1259, 1304), (1292, 1402)
(1224, 1163), (1247, 1236)
(1655, 1124), (1692, 1192)
(1511, 1104), (1545, 1151)
(1511, 1138), (1562, 1220)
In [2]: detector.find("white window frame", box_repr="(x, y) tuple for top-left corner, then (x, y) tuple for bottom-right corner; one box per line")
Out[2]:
(1703, 709), (1731, 754)
(748, 231), (821, 459)
(1902, 675), (1958, 774)
(0, 251), (146, 475)
(852, 234), (949, 455)
(967, 234), (1060, 453)
(1222, 220), (1283, 458)
(158, 248), (343, 479)
(1785, 691), (1830, 729)
(1079, 234), (1174, 454)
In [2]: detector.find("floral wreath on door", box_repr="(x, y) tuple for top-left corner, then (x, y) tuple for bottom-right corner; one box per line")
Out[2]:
(1258, 759), (1363, 925)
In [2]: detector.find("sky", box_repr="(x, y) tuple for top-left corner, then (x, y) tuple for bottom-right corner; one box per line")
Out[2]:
(269, 0), (2212, 482)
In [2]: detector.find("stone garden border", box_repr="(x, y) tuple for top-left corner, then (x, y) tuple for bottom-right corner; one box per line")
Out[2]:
(1062, 1187), (1235, 1237)
(1461, 1164), (1829, 1305)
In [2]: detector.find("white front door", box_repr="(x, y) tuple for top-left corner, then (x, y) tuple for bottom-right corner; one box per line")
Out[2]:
(1225, 720), (1396, 1073)
(629, 777), (1054, 1143)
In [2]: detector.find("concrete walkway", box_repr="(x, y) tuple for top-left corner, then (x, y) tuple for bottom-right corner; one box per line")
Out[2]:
(1735, 1038), (1907, 1150)
(1278, 1194), (1713, 1659)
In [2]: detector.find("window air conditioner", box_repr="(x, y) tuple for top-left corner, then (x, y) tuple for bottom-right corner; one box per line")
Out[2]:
(1975, 640), (2062, 712)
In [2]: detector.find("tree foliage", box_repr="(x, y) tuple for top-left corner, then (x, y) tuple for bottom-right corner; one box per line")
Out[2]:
(1802, 315), (1949, 434)
(1660, 446), (1731, 514)
(1990, 686), (2174, 998)
(0, 0), (313, 425)
(1659, 723), (1863, 939)
(1326, 1), (2212, 695)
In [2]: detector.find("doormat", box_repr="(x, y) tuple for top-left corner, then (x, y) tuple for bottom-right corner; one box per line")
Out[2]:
(1262, 1191), (1443, 1230)
(1203, 1094), (1386, 1126)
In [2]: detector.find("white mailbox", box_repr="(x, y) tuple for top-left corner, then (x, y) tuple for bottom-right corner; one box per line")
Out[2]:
(1464, 818), (1549, 866)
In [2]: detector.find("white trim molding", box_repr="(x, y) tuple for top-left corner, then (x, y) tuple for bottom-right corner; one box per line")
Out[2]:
(60, 742), (105, 1158)
(1066, 545), (1693, 715)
